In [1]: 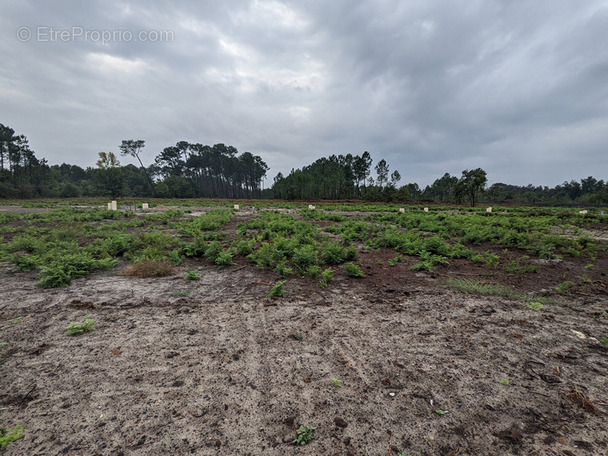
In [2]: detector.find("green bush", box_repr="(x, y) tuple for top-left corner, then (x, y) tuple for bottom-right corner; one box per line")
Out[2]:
(321, 242), (348, 265)
(38, 254), (117, 288)
(249, 243), (284, 269)
(204, 241), (224, 262)
(237, 239), (255, 256)
(343, 262), (364, 278)
(215, 249), (235, 267)
(307, 264), (321, 279)
(292, 244), (319, 273)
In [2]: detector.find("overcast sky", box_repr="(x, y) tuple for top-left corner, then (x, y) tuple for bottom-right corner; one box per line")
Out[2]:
(1, 1), (607, 188)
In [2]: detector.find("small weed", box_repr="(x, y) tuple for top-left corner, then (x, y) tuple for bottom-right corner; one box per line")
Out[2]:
(330, 378), (343, 388)
(343, 262), (364, 278)
(66, 315), (96, 336)
(581, 274), (592, 283)
(184, 270), (201, 280)
(389, 254), (403, 266)
(600, 337), (608, 347)
(434, 409), (448, 415)
(293, 425), (316, 446)
(0, 343), (8, 348)
(172, 290), (191, 297)
(319, 267), (334, 288)
(0, 423), (25, 450)
(500, 379), (510, 386)
(268, 280), (286, 297)
(556, 281), (575, 294)
(527, 301), (544, 311)
(584, 263), (594, 269)
(292, 333), (303, 341)
(12, 318), (23, 324)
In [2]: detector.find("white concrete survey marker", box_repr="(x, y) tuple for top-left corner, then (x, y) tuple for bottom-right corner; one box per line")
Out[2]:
(234, 204), (240, 210)
(399, 208), (405, 213)
(486, 207), (492, 213)
(107, 202), (112, 210)
(579, 210), (588, 214)
(424, 207), (429, 212)
(142, 203), (149, 211)
(309, 205), (316, 210)
(111, 201), (117, 211)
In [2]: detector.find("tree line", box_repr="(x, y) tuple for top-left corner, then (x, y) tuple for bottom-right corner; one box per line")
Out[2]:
(0, 123), (268, 199)
(1, 122), (607, 205)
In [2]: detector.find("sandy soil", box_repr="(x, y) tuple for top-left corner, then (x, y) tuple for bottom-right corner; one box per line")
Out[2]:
(2, 256), (607, 456)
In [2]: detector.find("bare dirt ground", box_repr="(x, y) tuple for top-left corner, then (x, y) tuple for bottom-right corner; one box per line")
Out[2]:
(1, 207), (608, 455)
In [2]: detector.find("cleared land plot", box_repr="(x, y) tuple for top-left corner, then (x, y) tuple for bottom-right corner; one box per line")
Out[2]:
(1, 202), (607, 455)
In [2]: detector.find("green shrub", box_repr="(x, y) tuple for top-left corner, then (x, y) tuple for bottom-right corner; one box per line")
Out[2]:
(462, 230), (484, 245)
(307, 264), (321, 279)
(292, 244), (319, 273)
(321, 242), (348, 265)
(204, 241), (224, 262)
(237, 239), (255, 256)
(343, 262), (364, 278)
(181, 237), (209, 257)
(249, 243), (284, 269)
(215, 249), (235, 267)
(38, 254), (117, 288)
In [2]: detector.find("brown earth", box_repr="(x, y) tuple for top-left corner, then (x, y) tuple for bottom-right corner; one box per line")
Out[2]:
(1, 207), (608, 455)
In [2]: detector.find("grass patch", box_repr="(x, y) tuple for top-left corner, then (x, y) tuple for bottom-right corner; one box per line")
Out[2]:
(0, 423), (25, 450)
(445, 277), (546, 303)
(527, 301), (544, 311)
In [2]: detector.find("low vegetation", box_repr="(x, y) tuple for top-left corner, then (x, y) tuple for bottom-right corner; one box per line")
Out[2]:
(65, 316), (96, 336)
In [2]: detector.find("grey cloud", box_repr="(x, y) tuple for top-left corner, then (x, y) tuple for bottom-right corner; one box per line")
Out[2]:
(1, 0), (607, 188)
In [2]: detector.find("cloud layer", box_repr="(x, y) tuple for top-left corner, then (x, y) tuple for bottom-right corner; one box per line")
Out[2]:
(1, 0), (607, 187)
